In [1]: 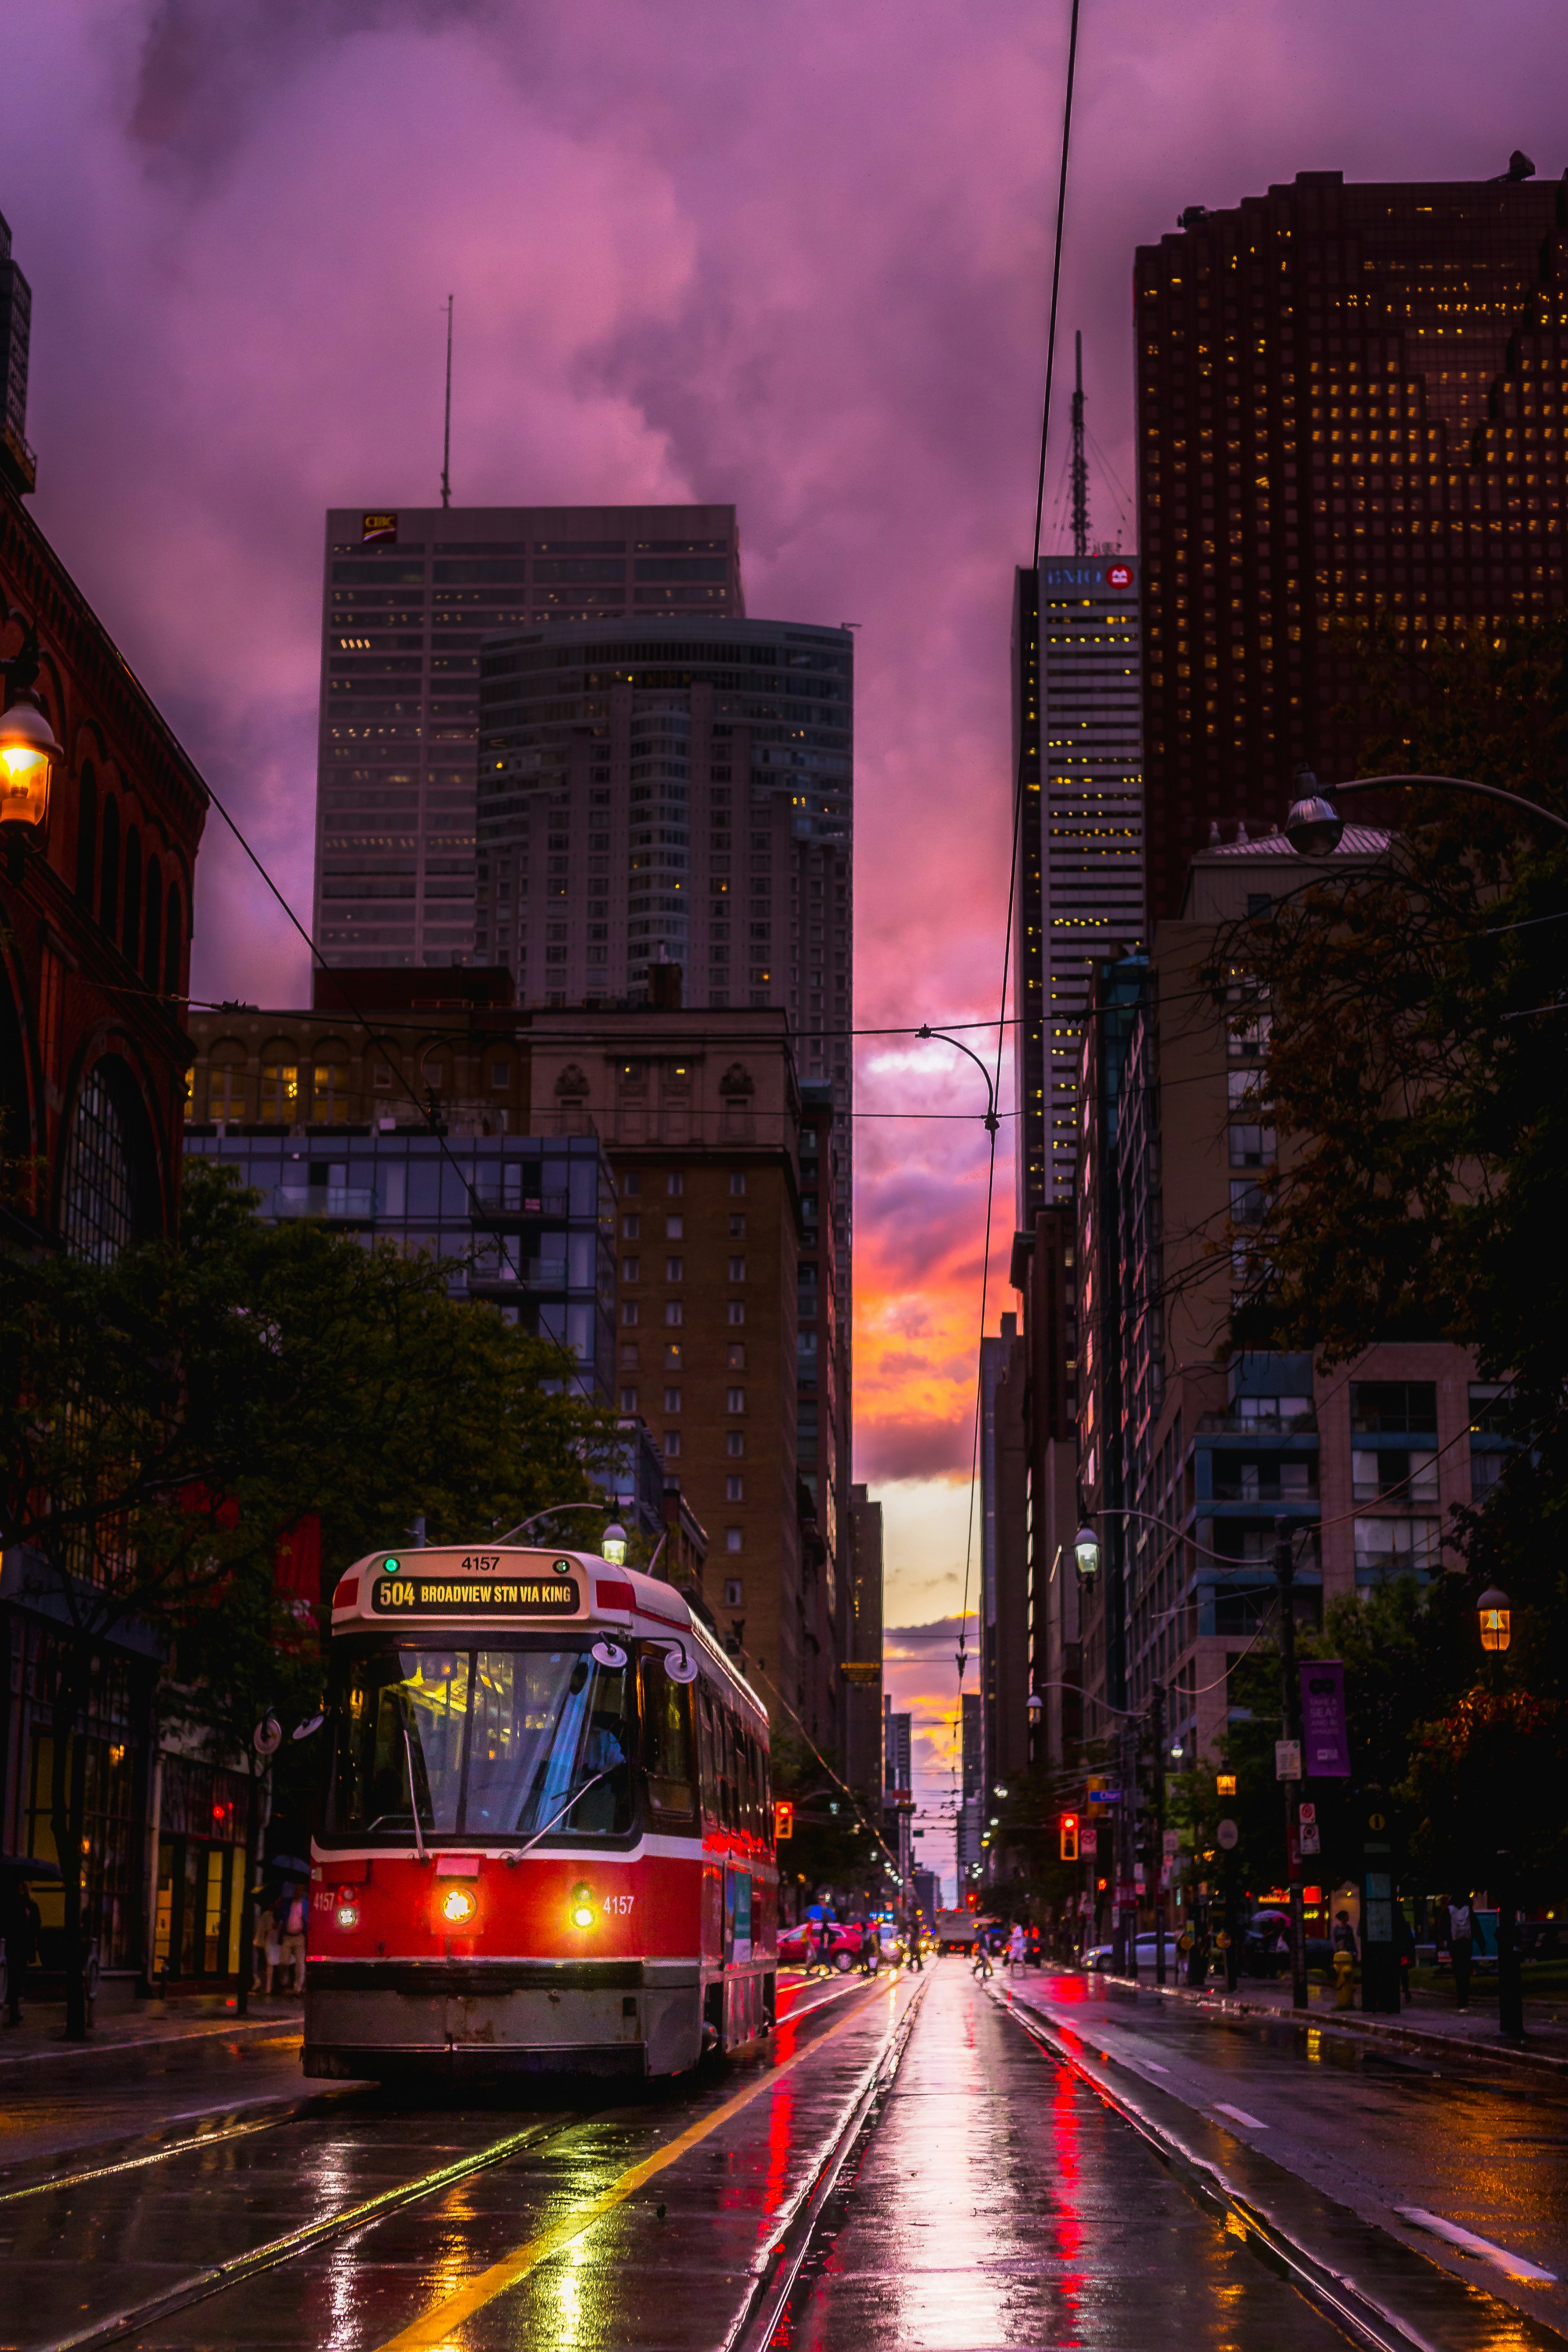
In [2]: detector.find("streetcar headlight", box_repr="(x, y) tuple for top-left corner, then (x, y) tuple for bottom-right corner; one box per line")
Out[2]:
(439, 1884), (478, 1926)
(570, 1881), (596, 1930)
(334, 1903), (360, 1930)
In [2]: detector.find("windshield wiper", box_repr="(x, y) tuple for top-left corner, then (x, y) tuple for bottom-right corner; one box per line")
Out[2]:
(512, 1764), (618, 1858)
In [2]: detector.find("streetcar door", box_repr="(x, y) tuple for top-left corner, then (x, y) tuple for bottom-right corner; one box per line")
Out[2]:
(725, 1868), (753, 1966)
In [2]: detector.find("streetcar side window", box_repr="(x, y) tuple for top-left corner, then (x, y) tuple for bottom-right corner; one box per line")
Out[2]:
(697, 1688), (719, 1828)
(718, 1705), (736, 1831)
(737, 1729), (756, 1837)
(639, 1654), (696, 1820)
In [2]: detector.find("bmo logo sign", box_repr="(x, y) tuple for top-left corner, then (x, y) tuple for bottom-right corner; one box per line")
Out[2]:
(1040, 557), (1137, 593)
(1106, 561), (1133, 590)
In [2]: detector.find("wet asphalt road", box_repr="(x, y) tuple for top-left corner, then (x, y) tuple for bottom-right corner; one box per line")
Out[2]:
(2, 1960), (1565, 2351)
(1005, 1968), (1568, 2339)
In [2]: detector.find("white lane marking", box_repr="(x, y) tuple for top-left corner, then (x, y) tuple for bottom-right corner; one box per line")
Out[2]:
(1213, 2101), (1269, 2129)
(1396, 2207), (1558, 2284)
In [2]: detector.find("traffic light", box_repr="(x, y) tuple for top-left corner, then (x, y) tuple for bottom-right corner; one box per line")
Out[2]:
(773, 1800), (794, 1841)
(1060, 1813), (1079, 1862)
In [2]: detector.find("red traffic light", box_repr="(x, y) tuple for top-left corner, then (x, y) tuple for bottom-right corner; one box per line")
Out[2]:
(1060, 1813), (1080, 1863)
(773, 1800), (794, 1841)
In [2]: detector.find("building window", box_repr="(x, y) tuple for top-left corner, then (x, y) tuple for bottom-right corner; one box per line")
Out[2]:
(664, 1431), (681, 1458)
(619, 1342), (640, 1370)
(1350, 1382), (1438, 1436)
(1353, 1517), (1443, 1579)
(623, 1170), (641, 1197)
(729, 1213), (747, 1237)
(728, 1343), (746, 1371)
(621, 1302), (640, 1326)
(623, 1212), (640, 1238)
(728, 1302), (745, 1326)
(729, 1172), (746, 1196)
(261, 1061), (299, 1121)
(664, 1302), (683, 1327)
(726, 1432), (744, 1457)
(726, 1475), (744, 1502)
(664, 1387), (682, 1413)
(724, 1577), (744, 1608)
(666, 1214), (684, 1239)
(619, 1387), (638, 1413)
(728, 1256), (746, 1282)
(207, 1057), (244, 1121)
(665, 1256), (683, 1282)
(622, 1257), (640, 1283)
(62, 1067), (138, 1264)
(726, 1528), (744, 1553)
(726, 1386), (746, 1413)
(373, 1063), (393, 1089)
(311, 1063), (348, 1122)
(1351, 1450), (1437, 1506)
(491, 1060), (510, 1089)
(664, 1342), (682, 1370)
(666, 1171), (684, 1197)
(1471, 1450), (1506, 1502)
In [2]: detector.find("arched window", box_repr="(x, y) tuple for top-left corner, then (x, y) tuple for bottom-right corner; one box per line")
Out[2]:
(164, 882), (183, 1001)
(62, 1064), (138, 1262)
(122, 828), (142, 969)
(143, 855), (162, 992)
(309, 1042), (350, 1122)
(206, 1041), (246, 1121)
(260, 1047), (300, 1122)
(99, 798), (120, 938)
(75, 766), (98, 908)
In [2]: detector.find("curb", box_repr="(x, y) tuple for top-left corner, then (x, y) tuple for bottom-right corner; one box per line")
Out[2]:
(0, 2013), (300, 2073)
(1087, 1969), (1568, 2081)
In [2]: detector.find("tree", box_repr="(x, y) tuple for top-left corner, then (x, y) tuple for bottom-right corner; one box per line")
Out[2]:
(0, 1160), (610, 2033)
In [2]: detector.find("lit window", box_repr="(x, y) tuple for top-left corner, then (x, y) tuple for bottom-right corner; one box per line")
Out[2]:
(726, 1528), (743, 1553)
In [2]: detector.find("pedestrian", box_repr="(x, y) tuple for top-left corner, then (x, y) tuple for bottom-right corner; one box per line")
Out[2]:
(1331, 1908), (1359, 1959)
(1447, 1892), (1474, 2012)
(278, 1883), (308, 1993)
(1394, 1903), (1416, 2007)
(858, 1917), (878, 1975)
(1008, 1922), (1026, 1973)
(251, 1880), (275, 1997)
(0, 1872), (41, 2027)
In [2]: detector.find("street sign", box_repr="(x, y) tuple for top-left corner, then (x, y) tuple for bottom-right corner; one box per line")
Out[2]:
(1297, 1802), (1317, 1824)
(1276, 1739), (1302, 1781)
(1299, 1822), (1322, 1856)
(1162, 1829), (1179, 1857)
(1216, 1819), (1240, 1850)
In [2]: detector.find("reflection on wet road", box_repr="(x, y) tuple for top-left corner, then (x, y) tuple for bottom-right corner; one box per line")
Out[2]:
(780, 1960), (1349, 2351)
(7, 1962), (1568, 2350)
(1007, 1969), (1568, 2338)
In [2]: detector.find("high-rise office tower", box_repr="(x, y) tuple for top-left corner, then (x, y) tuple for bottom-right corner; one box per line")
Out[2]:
(1138, 164), (1568, 922)
(1012, 554), (1143, 1221)
(472, 614), (854, 1282)
(312, 504), (742, 966)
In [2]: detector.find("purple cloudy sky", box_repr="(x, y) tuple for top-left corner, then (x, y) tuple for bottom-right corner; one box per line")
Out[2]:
(8, 8), (1564, 1785)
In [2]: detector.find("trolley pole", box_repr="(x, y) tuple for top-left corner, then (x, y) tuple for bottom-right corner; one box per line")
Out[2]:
(1276, 1517), (1309, 2011)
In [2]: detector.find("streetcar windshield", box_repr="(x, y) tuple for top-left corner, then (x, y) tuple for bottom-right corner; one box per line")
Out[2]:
(325, 1641), (633, 1841)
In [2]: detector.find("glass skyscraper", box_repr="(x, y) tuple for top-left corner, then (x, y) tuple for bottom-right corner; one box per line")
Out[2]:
(1013, 555), (1144, 1219)
(311, 504), (743, 967)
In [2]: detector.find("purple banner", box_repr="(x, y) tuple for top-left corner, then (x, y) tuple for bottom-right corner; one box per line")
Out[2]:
(1300, 1661), (1350, 1777)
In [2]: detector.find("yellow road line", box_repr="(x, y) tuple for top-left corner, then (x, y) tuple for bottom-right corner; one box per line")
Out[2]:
(374, 1975), (906, 2351)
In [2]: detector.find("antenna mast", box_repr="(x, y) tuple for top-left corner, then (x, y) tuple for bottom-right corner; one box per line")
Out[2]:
(1070, 330), (1089, 557)
(440, 294), (453, 510)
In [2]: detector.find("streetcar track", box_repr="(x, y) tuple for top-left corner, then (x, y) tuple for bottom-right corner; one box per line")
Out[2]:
(0, 2089), (362, 2208)
(25, 1968), (897, 2352)
(725, 1969), (929, 2352)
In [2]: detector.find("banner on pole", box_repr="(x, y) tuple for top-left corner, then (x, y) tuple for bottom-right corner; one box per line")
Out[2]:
(1299, 1660), (1351, 1777)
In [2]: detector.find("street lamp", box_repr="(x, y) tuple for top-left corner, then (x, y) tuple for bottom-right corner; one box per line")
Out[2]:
(1478, 1585), (1512, 1654)
(1074, 1524), (1101, 1578)
(600, 1522), (628, 1566)
(1284, 764), (1568, 856)
(1027, 1692), (1044, 1726)
(0, 622), (61, 882)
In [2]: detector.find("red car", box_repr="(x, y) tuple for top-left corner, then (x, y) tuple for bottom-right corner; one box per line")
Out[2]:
(779, 1919), (880, 1972)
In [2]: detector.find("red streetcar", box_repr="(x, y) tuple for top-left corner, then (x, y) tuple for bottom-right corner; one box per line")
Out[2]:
(304, 1544), (777, 2079)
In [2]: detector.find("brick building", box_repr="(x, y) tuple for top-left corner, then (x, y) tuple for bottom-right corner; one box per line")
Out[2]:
(1137, 166), (1568, 920)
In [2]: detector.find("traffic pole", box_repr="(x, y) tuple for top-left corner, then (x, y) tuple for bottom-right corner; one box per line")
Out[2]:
(1275, 1517), (1309, 2012)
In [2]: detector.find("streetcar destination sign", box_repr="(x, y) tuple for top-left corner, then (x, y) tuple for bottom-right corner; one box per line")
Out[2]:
(371, 1573), (579, 1616)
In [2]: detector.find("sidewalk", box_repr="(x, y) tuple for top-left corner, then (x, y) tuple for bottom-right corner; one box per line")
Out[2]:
(0, 1989), (302, 2068)
(1106, 1964), (1568, 2074)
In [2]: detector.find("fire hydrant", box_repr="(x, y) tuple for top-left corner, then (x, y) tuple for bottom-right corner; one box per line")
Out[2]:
(1333, 1949), (1356, 2009)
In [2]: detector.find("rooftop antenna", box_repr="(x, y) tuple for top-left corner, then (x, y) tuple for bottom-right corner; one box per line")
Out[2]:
(440, 294), (453, 510)
(1070, 329), (1089, 557)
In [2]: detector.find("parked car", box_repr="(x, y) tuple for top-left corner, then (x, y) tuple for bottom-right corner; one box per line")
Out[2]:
(777, 1918), (880, 1972)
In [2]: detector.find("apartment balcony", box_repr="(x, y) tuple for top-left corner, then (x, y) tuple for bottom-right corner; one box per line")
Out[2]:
(268, 1185), (377, 1221)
